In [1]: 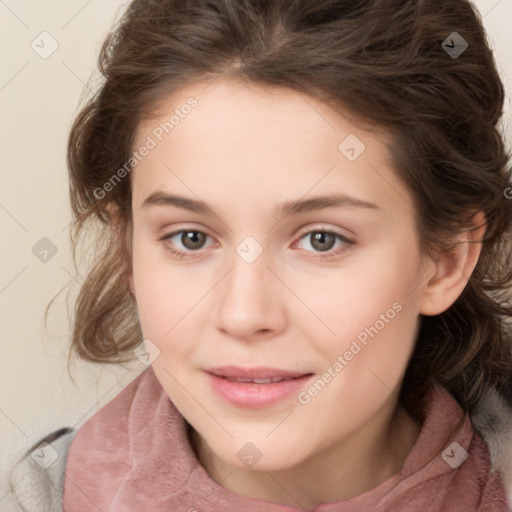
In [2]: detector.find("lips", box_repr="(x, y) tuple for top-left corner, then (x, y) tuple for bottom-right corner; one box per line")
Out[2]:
(205, 366), (314, 408)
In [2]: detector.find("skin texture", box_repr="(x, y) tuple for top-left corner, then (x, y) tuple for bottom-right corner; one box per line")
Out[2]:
(126, 77), (486, 508)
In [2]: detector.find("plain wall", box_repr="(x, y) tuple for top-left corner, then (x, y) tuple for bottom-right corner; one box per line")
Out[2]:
(1, 0), (511, 505)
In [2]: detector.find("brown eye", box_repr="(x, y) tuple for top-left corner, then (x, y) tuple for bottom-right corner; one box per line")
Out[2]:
(180, 230), (207, 250)
(309, 232), (337, 252)
(160, 229), (214, 259)
(295, 229), (354, 260)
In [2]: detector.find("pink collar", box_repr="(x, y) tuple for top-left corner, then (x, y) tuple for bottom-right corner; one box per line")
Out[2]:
(63, 367), (510, 511)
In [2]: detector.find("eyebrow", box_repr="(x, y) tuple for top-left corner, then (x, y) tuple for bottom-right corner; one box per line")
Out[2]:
(140, 191), (381, 217)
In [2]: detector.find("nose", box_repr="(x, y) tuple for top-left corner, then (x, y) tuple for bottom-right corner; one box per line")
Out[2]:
(214, 245), (287, 341)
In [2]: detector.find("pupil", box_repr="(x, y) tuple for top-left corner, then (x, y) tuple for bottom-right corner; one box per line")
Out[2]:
(183, 231), (204, 249)
(312, 232), (335, 251)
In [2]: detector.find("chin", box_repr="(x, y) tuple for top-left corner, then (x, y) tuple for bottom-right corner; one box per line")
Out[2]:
(211, 437), (307, 472)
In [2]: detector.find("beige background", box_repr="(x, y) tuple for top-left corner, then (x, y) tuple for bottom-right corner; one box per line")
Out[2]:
(0, 0), (511, 505)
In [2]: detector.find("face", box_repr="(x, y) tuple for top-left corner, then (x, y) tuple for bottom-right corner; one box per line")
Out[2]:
(129, 77), (428, 472)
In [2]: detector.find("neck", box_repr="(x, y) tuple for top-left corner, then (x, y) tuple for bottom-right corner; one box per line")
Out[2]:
(190, 401), (422, 508)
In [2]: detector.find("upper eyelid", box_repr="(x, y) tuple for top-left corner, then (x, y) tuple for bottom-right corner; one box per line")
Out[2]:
(303, 227), (351, 239)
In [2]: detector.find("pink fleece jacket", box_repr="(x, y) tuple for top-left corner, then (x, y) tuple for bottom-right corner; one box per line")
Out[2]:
(62, 367), (511, 511)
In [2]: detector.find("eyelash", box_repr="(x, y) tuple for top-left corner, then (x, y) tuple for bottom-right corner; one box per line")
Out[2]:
(159, 228), (355, 261)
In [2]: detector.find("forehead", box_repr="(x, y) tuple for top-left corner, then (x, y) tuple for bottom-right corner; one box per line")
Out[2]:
(135, 77), (386, 150)
(131, 78), (413, 221)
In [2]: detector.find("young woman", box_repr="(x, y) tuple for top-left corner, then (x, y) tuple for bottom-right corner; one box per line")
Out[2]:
(9, 0), (512, 510)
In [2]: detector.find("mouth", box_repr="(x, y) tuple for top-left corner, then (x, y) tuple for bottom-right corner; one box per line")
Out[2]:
(204, 366), (314, 408)
(206, 365), (312, 380)
(215, 376), (301, 383)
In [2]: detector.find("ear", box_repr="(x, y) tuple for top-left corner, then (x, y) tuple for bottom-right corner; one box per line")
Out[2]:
(105, 202), (136, 297)
(418, 211), (487, 316)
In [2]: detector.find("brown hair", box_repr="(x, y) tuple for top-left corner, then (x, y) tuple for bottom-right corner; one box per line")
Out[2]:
(62, 0), (512, 420)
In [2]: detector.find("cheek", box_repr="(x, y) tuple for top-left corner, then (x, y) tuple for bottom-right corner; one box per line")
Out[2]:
(299, 241), (422, 363)
(131, 234), (199, 340)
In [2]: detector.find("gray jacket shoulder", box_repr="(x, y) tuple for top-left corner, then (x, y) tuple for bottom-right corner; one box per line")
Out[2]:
(471, 385), (512, 506)
(6, 427), (77, 512)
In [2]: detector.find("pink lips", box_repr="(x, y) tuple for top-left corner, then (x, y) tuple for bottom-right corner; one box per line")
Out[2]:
(205, 366), (314, 408)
